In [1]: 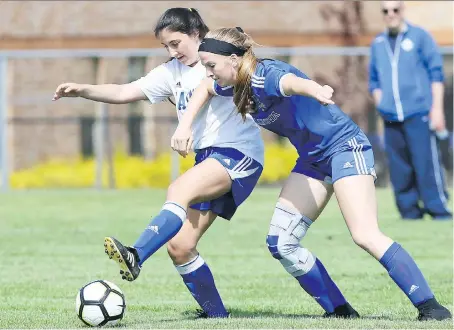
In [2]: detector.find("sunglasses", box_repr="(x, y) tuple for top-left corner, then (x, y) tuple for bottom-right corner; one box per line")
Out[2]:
(382, 8), (400, 15)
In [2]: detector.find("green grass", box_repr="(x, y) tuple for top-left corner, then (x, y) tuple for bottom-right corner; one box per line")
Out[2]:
(0, 188), (452, 329)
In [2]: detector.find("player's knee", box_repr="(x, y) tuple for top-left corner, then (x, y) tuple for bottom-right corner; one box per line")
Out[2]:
(266, 234), (298, 259)
(266, 235), (283, 259)
(267, 234), (315, 276)
(266, 202), (315, 274)
(167, 238), (196, 264)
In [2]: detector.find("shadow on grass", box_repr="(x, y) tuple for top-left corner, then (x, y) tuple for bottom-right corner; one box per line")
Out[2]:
(157, 308), (398, 322)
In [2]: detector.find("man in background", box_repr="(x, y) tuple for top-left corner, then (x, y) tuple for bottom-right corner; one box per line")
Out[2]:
(368, 1), (451, 220)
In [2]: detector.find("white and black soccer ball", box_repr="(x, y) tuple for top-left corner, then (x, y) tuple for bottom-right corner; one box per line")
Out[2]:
(76, 280), (126, 327)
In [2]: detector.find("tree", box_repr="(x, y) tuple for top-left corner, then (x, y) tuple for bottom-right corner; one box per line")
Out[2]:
(315, 0), (375, 132)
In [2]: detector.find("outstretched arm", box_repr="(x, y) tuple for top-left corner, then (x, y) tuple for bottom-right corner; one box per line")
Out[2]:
(280, 74), (335, 105)
(171, 78), (216, 157)
(53, 62), (175, 104)
(53, 82), (147, 104)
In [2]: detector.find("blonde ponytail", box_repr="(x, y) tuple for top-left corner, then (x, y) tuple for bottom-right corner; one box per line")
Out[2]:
(234, 48), (258, 119)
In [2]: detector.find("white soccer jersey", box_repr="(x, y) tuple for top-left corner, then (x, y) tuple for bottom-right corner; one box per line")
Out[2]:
(133, 59), (264, 165)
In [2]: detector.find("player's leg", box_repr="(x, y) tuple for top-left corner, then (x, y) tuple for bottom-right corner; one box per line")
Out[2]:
(266, 168), (358, 318)
(166, 148), (262, 318)
(384, 121), (423, 219)
(333, 135), (451, 321)
(404, 114), (452, 219)
(105, 156), (232, 281)
(167, 208), (229, 318)
(132, 157), (233, 261)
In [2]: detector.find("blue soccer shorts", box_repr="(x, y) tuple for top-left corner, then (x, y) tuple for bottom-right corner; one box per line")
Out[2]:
(292, 132), (377, 184)
(190, 147), (263, 220)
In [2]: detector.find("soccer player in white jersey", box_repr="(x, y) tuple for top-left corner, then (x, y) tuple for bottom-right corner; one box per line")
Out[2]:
(52, 8), (264, 318)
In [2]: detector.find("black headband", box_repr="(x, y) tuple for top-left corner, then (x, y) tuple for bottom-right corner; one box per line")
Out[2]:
(198, 38), (246, 56)
(198, 27), (247, 56)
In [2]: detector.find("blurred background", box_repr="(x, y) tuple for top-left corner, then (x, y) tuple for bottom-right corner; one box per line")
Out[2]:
(0, 0), (452, 190)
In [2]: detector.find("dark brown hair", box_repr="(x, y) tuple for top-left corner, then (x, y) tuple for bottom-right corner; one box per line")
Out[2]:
(154, 8), (209, 40)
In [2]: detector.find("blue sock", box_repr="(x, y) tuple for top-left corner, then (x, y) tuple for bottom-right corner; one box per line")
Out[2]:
(176, 255), (229, 318)
(314, 258), (347, 309)
(296, 259), (336, 313)
(380, 242), (434, 306)
(133, 201), (186, 266)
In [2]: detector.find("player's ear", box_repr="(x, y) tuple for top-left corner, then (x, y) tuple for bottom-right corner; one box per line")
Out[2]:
(230, 54), (239, 68)
(190, 31), (200, 41)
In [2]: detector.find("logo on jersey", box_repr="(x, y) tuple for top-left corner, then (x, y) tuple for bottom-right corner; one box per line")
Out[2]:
(176, 88), (195, 112)
(343, 162), (354, 169)
(401, 38), (414, 52)
(254, 111), (280, 126)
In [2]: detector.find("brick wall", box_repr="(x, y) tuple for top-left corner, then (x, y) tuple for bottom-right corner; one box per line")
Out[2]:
(1, 1), (452, 170)
(0, 1), (384, 37)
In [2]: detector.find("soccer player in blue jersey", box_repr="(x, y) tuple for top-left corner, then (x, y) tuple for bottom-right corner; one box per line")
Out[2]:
(171, 27), (452, 321)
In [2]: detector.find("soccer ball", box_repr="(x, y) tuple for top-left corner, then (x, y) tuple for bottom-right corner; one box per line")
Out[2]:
(76, 280), (126, 327)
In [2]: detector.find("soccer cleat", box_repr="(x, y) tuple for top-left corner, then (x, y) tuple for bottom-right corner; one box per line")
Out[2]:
(417, 298), (452, 321)
(194, 309), (230, 319)
(323, 302), (360, 319)
(104, 237), (141, 282)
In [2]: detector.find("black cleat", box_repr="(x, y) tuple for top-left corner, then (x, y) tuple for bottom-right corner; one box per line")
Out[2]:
(104, 237), (141, 282)
(194, 309), (230, 319)
(323, 302), (360, 319)
(417, 298), (452, 321)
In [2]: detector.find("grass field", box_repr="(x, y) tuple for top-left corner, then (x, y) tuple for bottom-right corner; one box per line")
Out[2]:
(0, 188), (452, 329)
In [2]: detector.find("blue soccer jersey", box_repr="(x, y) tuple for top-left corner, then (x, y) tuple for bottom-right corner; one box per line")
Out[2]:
(214, 59), (360, 162)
